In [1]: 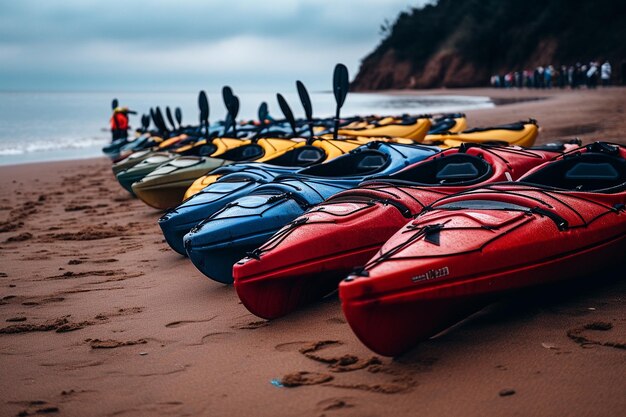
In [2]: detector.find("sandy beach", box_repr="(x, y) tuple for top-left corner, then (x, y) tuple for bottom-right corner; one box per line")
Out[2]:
(1, 87), (624, 417)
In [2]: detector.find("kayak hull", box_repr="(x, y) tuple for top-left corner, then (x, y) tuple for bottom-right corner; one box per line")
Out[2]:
(132, 157), (231, 210)
(159, 166), (286, 255)
(339, 117), (431, 140)
(339, 143), (626, 355)
(341, 233), (626, 356)
(424, 120), (538, 148)
(116, 153), (175, 194)
(235, 243), (382, 319)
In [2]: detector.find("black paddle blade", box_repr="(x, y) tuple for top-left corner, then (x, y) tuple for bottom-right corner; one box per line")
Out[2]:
(223, 113), (233, 136)
(149, 108), (158, 128)
(230, 96), (240, 136)
(258, 102), (269, 124)
(111, 98), (118, 110)
(165, 106), (177, 130)
(198, 91), (209, 125)
(230, 95), (240, 121)
(277, 93), (297, 136)
(332, 63), (349, 139)
(155, 107), (168, 132)
(175, 107), (183, 127)
(222, 86), (234, 112)
(296, 80), (313, 121)
(141, 114), (150, 130)
(333, 63), (349, 110)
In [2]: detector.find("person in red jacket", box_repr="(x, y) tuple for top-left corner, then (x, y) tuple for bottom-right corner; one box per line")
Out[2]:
(110, 106), (136, 141)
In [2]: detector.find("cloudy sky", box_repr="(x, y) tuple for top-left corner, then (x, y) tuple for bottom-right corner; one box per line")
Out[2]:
(0, 0), (428, 92)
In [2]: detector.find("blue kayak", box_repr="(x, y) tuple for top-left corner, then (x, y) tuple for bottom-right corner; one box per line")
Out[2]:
(159, 163), (302, 255)
(183, 141), (439, 283)
(158, 144), (329, 255)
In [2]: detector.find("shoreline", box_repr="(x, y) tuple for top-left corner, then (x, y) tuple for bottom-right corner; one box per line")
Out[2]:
(3, 87), (625, 167)
(1, 88), (625, 417)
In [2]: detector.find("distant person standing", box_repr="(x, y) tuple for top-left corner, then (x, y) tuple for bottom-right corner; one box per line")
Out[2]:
(574, 63), (583, 88)
(110, 106), (136, 141)
(567, 66), (575, 88)
(533, 67), (540, 88)
(559, 65), (567, 88)
(544, 65), (553, 89)
(586, 62), (598, 88)
(600, 61), (611, 86)
(524, 69), (533, 88)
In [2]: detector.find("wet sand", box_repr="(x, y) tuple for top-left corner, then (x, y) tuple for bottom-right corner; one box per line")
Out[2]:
(1, 87), (625, 417)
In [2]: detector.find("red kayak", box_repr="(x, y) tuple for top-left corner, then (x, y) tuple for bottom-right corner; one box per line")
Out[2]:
(339, 142), (626, 356)
(234, 144), (573, 319)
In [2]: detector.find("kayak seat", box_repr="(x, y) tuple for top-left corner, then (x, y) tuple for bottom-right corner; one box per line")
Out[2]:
(566, 163), (618, 180)
(219, 144), (265, 161)
(297, 150), (390, 178)
(264, 146), (326, 167)
(357, 155), (387, 172)
(197, 143), (218, 156)
(365, 154), (491, 186)
(436, 162), (480, 180)
(522, 153), (626, 192)
(428, 118), (456, 134)
(463, 121), (527, 133)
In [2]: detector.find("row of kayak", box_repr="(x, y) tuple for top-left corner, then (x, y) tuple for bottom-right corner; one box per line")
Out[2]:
(112, 117), (540, 210)
(110, 134), (626, 356)
(104, 66), (625, 356)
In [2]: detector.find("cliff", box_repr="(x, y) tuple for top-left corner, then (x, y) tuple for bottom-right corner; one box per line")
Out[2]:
(352, 0), (626, 90)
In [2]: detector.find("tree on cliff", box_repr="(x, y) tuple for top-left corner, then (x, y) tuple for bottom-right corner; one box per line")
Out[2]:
(352, 0), (626, 90)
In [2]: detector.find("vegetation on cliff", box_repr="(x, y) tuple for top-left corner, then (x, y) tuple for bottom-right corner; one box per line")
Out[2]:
(352, 0), (626, 90)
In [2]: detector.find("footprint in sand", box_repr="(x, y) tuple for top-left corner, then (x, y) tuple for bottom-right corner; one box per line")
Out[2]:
(92, 258), (119, 264)
(275, 341), (313, 352)
(567, 321), (625, 350)
(4, 232), (33, 243)
(165, 316), (217, 328)
(87, 338), (147, 349)
(277, 339), (416, 394)
(297, 340), (382, 372)
(21, 296), (65, 306)
(0, 316), (93, 334)
(200, 332), (234, 344)
(326, 317), (347, 324)
(94, 307), (145, 321)
(1, 295), (17, 305)
(64, 204), (94, 212)
(10, 400), (60, 416)
(232, 320), (269, 330)
(281, 371), (334, 387)
(316, 397), (356, 411)
(47, 225), (128, 241)
(44, 269), (135, 282)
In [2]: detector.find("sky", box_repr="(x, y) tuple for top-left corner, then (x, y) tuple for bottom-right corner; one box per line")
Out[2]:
(0, 0), (429, 92)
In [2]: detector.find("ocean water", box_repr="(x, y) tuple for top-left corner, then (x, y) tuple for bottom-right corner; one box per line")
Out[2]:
(0, 92), (494, 166)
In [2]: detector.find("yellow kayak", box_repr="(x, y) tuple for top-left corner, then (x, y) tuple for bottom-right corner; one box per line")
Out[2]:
(172, 137), (248, 156)
(156, 133), (189, 150)
(133, 138), (309, 209)
(423, 119), (538, 148)
(432, 114), (467, 133)
(338, 116), (432, 140)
